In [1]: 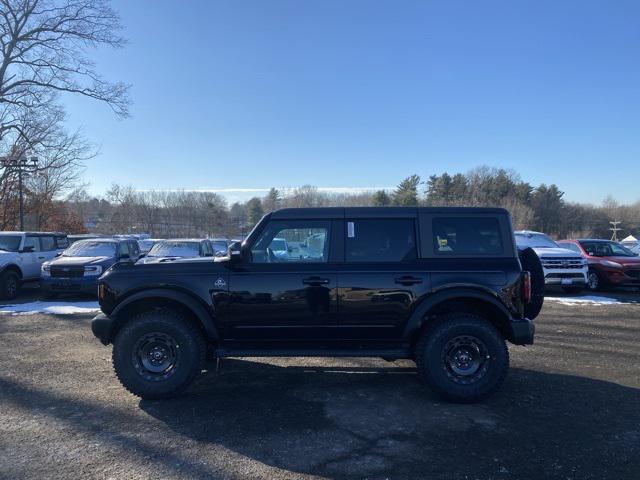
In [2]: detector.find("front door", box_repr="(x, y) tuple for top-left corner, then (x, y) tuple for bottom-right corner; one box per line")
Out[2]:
(222, 219), (338, 341)
(337, 217), (430, 340)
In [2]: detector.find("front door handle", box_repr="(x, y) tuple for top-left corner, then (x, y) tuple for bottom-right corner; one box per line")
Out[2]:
(302, 277), (330, 286)
(394, 276), (423, 286)
(38, 256), (46, 260)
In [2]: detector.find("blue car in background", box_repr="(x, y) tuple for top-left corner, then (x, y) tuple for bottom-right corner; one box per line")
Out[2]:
(41, 238), (140, 297)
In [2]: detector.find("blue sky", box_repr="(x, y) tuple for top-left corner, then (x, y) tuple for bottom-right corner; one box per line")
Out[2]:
(64, 0), (640, 204)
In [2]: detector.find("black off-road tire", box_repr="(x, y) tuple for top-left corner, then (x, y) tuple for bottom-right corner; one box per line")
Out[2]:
(415, 313), (509, 403)
(112, 309), (206, 399)
(0, 270), (20, 300)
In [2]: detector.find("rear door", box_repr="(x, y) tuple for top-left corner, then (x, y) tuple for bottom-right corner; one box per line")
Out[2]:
(337, 213), (430, 340)
(21, 235), (46, 279)
(221, 219), (339, 340)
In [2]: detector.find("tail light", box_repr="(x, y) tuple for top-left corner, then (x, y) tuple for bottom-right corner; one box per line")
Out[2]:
(522, 271), (532, 303)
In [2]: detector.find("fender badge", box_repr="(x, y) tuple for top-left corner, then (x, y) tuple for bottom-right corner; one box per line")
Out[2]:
(214, 277), (226, 288)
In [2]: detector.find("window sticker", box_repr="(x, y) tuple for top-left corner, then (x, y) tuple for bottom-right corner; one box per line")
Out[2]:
(347, 221), (355, 238)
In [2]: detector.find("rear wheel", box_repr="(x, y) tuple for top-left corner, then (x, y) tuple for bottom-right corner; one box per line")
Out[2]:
(415, 313), (509, 403)
(0, 270), (20, 300)
(112, 309), (205, 399)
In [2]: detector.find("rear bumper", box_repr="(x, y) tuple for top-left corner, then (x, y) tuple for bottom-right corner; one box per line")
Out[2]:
(508, 318), (535, 345)
(91, 313), (115, 345)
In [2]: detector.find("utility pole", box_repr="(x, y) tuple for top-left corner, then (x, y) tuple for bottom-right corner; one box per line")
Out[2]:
(609, 220), (622, 242)
(0, 154), (38, 230)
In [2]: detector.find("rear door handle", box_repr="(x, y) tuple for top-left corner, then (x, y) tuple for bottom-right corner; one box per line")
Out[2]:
(302, 277), (330, 286)
(394, 276), (423, 286)
(38, 256), (46, 260)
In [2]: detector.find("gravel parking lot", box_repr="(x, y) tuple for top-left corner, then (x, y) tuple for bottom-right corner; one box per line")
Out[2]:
(1, 294), (639, 480)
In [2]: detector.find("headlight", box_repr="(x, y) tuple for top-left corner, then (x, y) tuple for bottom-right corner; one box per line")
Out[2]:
(41, 263), (51, 277)
(84, 265), (103, 276)
(601, 260), (623, 269)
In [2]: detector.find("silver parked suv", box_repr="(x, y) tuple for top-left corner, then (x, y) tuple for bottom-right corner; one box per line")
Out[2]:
(0, 232), (68, 299)
(514, 231), (588, 294)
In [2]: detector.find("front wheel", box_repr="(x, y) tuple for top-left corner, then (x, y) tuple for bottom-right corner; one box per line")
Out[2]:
(415, 313), (509, 403)
(587, 269), (601, 291)
(0, 270), (20, 300)
(112, 309), (205, 399)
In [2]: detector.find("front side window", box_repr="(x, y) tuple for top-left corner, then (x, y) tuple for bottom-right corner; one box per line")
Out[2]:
(346, 218), (416, 262)
(433, 217), (503, 255)
(251, 221), (330, 263)
(56, 236), (69, 249)
(118, 242), (130, 257)
(581, 241), (636, 257)
(0, 235), (22, 252)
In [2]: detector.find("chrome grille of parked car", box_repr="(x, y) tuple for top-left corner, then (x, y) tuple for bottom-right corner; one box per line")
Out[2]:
(540, 257), (584, 269)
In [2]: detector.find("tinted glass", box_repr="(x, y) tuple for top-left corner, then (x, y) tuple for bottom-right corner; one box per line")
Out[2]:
(118, 242), (130, 257)
(433, 217), (503, 255)
(252, 220), (329, 263)
(346, 218), (416, 262)
(40, 236), (56, 251)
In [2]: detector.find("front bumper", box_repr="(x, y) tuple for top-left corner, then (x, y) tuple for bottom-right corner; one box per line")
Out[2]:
(41, 276), (99, 295)
(91, 313), (115, 345)
(508, 318), (535, 345)
(543, 269), (588, 286)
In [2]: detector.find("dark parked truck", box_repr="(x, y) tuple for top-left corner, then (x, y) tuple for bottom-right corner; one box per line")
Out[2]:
(91, 207), (542, 403)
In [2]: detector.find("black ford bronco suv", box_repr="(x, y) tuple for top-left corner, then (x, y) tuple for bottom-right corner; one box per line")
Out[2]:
(91, 207), (543, 403)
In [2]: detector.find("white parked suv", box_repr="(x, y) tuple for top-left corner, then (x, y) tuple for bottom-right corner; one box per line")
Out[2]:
(0, 232), (68, 299)
(514, 230), (588, 294)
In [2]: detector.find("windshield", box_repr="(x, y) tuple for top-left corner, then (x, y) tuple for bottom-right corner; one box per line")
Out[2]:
(514, 233), (558, 248)
(0, 235), (22, 252)
(580, 241), (637, 257)
(269, 239), (287, 251)
(63, 241), (117, 257)
(148, 241), (200, 257)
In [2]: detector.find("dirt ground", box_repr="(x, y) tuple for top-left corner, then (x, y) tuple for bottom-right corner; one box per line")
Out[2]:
(0, 296), (639, 479)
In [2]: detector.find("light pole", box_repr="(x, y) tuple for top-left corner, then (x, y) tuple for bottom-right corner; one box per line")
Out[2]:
(0, 154), (38, 230)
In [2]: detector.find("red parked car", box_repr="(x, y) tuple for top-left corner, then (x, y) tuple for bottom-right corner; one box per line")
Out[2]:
(557, 239), (640, 291)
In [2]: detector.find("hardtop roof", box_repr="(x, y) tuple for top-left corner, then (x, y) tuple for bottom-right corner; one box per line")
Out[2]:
(270, 206), (510, 220)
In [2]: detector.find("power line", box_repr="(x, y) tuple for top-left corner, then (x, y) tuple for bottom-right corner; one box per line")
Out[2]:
(609, 220), (622, 242)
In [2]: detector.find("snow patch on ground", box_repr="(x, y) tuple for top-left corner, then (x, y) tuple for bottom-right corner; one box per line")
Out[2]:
(546, 296), (627, 306)
(0, 301), (100, 315)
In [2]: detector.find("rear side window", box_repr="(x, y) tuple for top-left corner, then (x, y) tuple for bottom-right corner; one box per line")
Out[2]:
(56, 236), (69, 249)
(433, 217), (503, 255)
(40, 236), (56, 251)
(346, 218), (416, 262)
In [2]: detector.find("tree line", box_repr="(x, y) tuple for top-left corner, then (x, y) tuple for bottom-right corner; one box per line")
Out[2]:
(49, 167), (639, 240)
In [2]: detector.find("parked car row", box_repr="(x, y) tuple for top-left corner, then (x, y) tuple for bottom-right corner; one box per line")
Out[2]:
(514, 230), (640, 293)
(0, 232), (237, 299)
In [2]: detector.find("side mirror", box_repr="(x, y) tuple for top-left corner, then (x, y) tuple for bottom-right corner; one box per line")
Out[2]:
(21, 246), (34, 253)
(55, 252), (62, 257)
(228, 242), (243, 263)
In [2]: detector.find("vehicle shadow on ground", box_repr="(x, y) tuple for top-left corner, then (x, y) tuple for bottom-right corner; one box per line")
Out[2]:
(136, 359), (640, 479)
